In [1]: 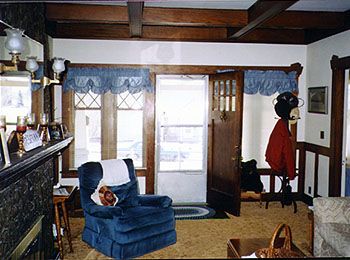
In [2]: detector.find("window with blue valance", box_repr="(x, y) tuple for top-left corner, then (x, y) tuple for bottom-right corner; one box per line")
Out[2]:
(63, 67), (153, 94)
(244, 70), (298, 96)
(217, 69), (298, 96)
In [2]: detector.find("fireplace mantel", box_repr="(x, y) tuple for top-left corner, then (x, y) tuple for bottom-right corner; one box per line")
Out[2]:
(0, 137), (73, 259)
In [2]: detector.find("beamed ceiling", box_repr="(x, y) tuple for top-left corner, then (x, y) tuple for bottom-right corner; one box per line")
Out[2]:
(3, 0), (350, 45)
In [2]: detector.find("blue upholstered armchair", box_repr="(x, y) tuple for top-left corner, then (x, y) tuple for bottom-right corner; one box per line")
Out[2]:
(78, 158), (176, 259)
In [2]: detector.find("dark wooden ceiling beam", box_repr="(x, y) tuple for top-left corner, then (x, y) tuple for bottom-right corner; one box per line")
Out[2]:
(55, 23), (130, 39)
(265, 11), (345, 29)
(228, 27), (305, 44)
(143, 7), (247, 27)
(46, 3), (248, 27)
(127, 1), (144, 37)
(46, 3), (128, 24)
(52, 23), (307, 44)
(44, 2), (347, 44)
(46, 3), (344, 30)
(229, 0), (298, 39)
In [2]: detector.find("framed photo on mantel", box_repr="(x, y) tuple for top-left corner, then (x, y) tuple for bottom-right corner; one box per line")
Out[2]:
(308, 86), (328, 114)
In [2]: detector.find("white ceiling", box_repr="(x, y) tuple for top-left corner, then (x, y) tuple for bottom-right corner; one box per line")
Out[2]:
(2, 0), (350, 12)
(69, 0), (350, 12)
(145, 0), (350, 12)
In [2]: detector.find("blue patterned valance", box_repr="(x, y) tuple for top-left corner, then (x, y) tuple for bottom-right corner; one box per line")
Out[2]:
(244, 70), (298, 96)
(63, 67), (153, 94)
(217, 69), (298, 96)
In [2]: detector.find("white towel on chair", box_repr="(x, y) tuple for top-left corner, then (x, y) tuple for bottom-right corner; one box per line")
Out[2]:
(100, 159), (130, 186)
(90, 159), (130, 205)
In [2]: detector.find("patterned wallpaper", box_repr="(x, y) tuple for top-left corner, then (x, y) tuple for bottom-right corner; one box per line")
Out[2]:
(0, 3), (46, 44)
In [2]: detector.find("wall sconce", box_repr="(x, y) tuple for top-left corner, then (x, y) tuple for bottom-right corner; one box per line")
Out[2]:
(0, 28), (65, 88)
(26, 56), (65, 87)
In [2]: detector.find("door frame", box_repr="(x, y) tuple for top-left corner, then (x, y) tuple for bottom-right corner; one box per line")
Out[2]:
(330, 55), (350, 196)
(154, 74), (209, 202)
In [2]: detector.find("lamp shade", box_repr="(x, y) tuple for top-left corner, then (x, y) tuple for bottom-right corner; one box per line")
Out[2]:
(4, 28), (25, 54)
(26, 56), (39, 73)
(52, 57), (65, 74)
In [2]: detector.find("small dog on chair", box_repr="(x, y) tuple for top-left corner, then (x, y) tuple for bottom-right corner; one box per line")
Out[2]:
(241, 159), (264, 193)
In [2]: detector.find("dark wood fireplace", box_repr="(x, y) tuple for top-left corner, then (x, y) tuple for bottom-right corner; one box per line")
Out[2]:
(10, 216), (44, 259)
(0, 138), (73, 259)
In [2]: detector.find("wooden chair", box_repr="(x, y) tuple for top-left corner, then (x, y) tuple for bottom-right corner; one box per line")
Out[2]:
(265, 171), (297, 213)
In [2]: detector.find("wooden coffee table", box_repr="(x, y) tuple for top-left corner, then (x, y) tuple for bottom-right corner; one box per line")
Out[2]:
(227, 238), (305, 258)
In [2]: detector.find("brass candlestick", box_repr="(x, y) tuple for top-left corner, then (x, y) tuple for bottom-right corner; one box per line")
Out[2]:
(16, 116), (27, 155)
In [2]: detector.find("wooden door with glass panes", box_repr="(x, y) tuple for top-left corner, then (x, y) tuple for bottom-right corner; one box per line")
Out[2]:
(207, 71), (244, 216)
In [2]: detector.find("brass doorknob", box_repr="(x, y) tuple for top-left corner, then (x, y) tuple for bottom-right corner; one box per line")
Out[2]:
(232, 156), (243, 161)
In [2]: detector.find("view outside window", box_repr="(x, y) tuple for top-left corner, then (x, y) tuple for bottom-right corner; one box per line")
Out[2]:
(157, 77), (207, 171)
(74, 91), (144, 168)
(74, 92), (101, 167)
(116, 91), (144, 167)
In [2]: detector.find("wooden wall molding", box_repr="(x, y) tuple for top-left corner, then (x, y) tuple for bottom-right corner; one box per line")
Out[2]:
(329, 55), (350, 196)
(65, 62), (303, 76)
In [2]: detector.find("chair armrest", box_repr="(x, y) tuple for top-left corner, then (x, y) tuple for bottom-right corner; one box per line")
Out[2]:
(86, 204), (123, 219)
(138, 195), (172, 208)
(313, 197), (350, 224)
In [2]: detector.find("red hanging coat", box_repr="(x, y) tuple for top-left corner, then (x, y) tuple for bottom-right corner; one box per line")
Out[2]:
(265, 119), (296, 180)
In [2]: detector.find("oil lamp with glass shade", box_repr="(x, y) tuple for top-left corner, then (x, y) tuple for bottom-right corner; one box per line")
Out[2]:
(26, 56), (66, 87)
(0, 28), (25, 73)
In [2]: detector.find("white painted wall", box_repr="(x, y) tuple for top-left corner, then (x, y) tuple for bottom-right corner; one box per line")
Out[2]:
(52, 39), (307, 201)
(53, 39), (307, 143)
(305, 29), (350, 196)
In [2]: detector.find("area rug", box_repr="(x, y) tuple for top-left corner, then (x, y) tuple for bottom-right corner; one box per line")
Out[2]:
(63, 201), (312, 259)
(173, 205), (216, 220)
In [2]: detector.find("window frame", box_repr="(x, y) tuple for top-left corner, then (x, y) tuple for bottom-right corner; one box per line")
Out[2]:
(62, 90), (149, 173)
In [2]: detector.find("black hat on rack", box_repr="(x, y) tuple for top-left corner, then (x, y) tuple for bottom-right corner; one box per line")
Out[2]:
(274, 91), (300, 120)
(276, 92), (299, 109)
(274, 99), (290, 120)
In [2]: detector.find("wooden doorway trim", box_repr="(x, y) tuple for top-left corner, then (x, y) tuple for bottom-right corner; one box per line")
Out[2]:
(62, 62), (302, 195)
(329, 55), (350, 196)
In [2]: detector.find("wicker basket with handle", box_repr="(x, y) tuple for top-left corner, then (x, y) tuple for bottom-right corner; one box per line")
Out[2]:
(255, 223), (302, 258)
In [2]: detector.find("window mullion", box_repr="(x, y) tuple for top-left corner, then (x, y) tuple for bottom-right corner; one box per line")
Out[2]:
(101, 93), (117, 160)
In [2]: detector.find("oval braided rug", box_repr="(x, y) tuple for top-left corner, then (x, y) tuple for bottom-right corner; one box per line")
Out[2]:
(173, 205), (216, 220)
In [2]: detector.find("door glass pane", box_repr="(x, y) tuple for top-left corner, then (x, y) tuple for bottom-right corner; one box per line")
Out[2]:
(231, 80), (236, 111)
(157, 78), (206, 171)
(226, 80), (230, 95)
(160, 126), (203, 170)
(220, 80), (225, 111)
(213, 81), (219, 111)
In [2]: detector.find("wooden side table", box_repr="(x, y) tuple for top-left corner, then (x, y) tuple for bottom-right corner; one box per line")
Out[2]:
(227, 238), (305, 258)
(53, 185), (77, 259)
